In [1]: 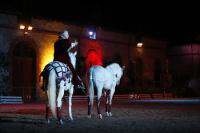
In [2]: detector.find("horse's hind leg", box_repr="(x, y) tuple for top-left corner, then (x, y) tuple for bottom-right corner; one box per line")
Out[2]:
(88, 77), (94, 118)
(88, 96), (92, 118)
(45, 104), (50, 124)
(45, 92), (50, 124)
(96, 86), (103, 119)
(56, 81), (65, 125)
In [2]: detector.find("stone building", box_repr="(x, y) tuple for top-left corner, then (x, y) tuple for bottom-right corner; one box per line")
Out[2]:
(1, 12), (199, 102)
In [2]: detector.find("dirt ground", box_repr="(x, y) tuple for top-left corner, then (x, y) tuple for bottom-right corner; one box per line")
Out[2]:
(0, 100), (200, 133)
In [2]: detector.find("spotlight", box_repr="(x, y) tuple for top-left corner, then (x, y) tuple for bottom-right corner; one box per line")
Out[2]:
(28, 26), (33, 31)
(136, 34), (143, 47)
(137, 42), (143, 47)
(19, 24), (25, 30)
(89, 31), (93, 36)
(88, 27), (96, 39)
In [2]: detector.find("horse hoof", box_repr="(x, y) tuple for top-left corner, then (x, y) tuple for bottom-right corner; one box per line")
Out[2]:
(69, 117), (74, 121)
(88, 115), (92, 119)
(59, 120), (64, 125)
(109, 112), (112, 117)
(99, 114), (103, 119)
(47, 119), (50, 124)
(106, 112), (109, 117)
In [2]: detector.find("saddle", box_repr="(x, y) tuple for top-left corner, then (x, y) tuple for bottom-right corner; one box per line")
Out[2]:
(40, 61), (72, 91)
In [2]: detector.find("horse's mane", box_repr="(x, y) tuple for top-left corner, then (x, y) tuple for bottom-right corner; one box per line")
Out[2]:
(106, 63), (120, 71)
(106, 63), (122, 75)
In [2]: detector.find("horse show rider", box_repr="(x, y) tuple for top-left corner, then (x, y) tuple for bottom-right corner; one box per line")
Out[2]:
(53, 30), (85, 90)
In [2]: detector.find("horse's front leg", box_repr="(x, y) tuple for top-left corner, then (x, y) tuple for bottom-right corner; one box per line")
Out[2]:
(108, 88), (115, 117)
(105, 90), (110, 117)
(56, 81), (65, 125)
(68, 85), (74, 121)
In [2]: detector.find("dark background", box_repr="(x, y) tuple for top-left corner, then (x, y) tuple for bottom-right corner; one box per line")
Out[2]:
(1, 0), (200, 45)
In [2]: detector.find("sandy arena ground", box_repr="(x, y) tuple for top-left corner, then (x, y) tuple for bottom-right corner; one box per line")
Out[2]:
(0, 99), (200, 133)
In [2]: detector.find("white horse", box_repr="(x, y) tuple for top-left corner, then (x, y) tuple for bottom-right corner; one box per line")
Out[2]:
(87, 63), (124, 119)
(40, 49), (77, 125)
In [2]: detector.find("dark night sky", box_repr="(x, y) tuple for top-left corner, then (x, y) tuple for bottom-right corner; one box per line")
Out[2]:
(1, 0), (200, 45)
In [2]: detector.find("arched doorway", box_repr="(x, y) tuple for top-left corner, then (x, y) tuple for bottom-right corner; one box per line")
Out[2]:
(11, 41), (36, 102)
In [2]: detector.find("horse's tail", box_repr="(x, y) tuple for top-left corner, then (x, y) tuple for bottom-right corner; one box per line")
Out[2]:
(39, 71), (43, 82)
(47, 70), (57, 119)
(88, 67), (95, 106)
(39, 64), (48, 82)
(39, 69), (48, 91)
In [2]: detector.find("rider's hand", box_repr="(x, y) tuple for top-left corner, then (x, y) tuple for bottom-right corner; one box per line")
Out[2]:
(71, 41), (78, 48)
(74, 40), (78, 46)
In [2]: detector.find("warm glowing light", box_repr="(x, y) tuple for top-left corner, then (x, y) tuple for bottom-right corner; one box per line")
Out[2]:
(40, 44), (54, 72)
(19, 24), (25, 30)
(137, 42), (143, 47)
(24, 31), (28, 34)
(28, 26), (33, 30)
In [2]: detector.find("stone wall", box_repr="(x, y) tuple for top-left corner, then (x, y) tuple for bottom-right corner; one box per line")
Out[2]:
(0, 13), (168, 100)
(168, 44), (200, 96)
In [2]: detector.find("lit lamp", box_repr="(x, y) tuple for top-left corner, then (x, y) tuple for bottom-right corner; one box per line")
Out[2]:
(137, 42), (143, 47)
(19, 24), (33, 35)
(19, 24), (25, 30)
(28, 26), (33, 31)
(88, 27), (96, 39)
(136, 34), (143, 47)
(89, 31), (93, 36)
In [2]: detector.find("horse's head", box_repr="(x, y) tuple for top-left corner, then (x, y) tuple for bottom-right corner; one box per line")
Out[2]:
(68, 51), (77, 68)
(106, 63), (124, 85)
(115, 65), (125, 85)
